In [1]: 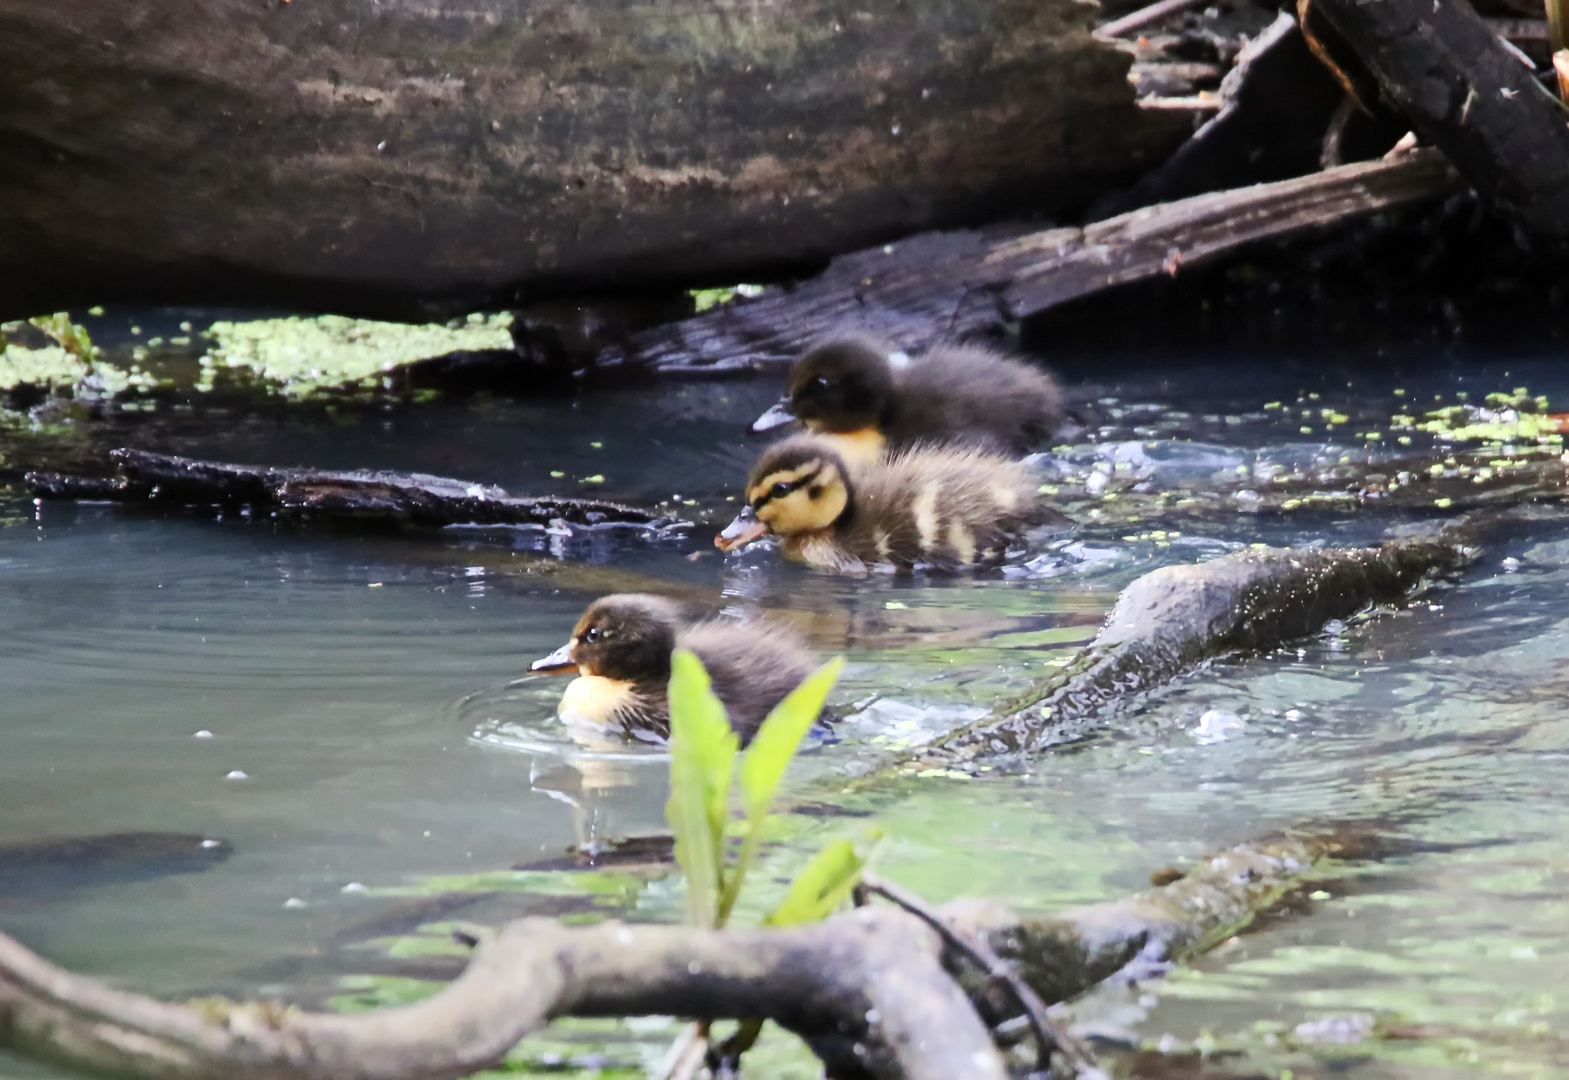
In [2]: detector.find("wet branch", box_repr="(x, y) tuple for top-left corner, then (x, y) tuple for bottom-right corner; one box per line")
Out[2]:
(927, 531), (1474, 761)
(25, 449), (673, 531)
(0, 824), (1366, 1080)
(0, 908), (1003, 1080)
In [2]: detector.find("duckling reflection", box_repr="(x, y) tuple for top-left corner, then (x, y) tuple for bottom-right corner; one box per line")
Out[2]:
(716, 435), (1065, 573)
(752, 335), (1067, 465)
(530, 593), (827, 745)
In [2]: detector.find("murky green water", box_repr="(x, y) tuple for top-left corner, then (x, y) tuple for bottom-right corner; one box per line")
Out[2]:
(2, 330), (1568, 1078)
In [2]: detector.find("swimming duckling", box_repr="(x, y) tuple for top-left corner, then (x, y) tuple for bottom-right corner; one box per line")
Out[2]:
(715, 435), (1061, 573)
(529, 593), (823, 745)
(751, 335), (1066, 465)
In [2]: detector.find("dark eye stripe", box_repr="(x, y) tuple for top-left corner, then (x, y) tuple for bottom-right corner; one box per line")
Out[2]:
(751, 469), (819, 510)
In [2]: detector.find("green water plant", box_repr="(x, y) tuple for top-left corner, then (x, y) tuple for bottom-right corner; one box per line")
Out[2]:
(665, 647), (860, 930)
(662, 648), (870, 1076)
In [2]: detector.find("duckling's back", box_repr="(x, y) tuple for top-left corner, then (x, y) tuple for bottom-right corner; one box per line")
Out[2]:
(677, 616), (821, 742)
(890, 344), (1064, 455)
(850, 446), (1049, 570)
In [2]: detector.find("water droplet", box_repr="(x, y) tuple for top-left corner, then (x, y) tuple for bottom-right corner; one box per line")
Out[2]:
(225, 769), (248, 780)
(193, 729), (214, 739)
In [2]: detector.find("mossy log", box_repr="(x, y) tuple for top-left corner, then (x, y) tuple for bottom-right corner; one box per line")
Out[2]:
(924, 532), (1474, 762)
(0, 0), (1188, 323)
(25, 449), (672, 530)
(0, 826), (1357, 1080)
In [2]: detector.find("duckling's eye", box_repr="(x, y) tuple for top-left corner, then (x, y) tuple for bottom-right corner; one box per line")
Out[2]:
(812, 376), (832, 389)
(771, 481), (792, 499)
(582, 627), (602, 644)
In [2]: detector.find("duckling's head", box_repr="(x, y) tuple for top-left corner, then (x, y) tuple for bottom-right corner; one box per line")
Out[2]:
(785, 336), (895, 434)
(715, 436), (852, 551)
(530, 593), (682, 682)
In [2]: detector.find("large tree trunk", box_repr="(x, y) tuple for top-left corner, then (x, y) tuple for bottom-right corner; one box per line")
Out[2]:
(0, 0), (1189, 322)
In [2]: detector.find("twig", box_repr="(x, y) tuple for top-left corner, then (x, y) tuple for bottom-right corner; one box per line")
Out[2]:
(1095, 0), (1212, 40)
(854, 872), (1098, 1076)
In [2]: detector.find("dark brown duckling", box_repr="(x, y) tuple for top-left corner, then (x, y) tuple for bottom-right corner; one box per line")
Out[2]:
(529, 593), (824, 745)
(715, 435), (1062, 573)
(751, 335), (1066, 466)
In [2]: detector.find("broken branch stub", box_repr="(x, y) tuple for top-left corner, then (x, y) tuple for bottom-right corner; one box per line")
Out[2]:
(611, 151), (1463, 375)
(25, 449), (673, 531)
(1310, 0), (1569, 238)
(0, 909), (1004, 1080)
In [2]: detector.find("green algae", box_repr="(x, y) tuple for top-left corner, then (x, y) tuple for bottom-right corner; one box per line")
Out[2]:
(199, 312), (514, 397)
(0, 315), (153, 398)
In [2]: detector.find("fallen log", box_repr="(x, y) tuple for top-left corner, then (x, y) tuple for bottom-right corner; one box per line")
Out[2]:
(922, 532), (1474, 762)
(605, 150), (1465, 375)
(0, 825), (1364, 1080)
(25, 449), (674, 531)
(1310, 0), (1569, 239)
(0, 0), (1187, 323)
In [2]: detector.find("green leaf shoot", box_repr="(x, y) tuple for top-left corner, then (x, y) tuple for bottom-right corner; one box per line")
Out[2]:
(717, 656), (844, 925)
(665, 648), (738, 928)
(767, 837), (874, 928)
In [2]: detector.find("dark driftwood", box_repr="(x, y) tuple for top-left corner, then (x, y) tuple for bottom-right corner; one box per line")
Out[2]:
(0, 825), (1356, 1080)
(925, 534), (1474, 761)
(0, 1), (1186, 323)
(604, 150), (1464, 374)
(25, 449), (672, 530)
(1093, 14), (1405, 216)
(1311, 0), (1569, 239)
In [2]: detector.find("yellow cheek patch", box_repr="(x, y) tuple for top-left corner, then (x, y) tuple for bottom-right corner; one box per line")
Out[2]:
(823, 428), (886, 468)
(558, 675), (637, 725)
(762, 489), (838, 534)
(747, 462), (821, 504)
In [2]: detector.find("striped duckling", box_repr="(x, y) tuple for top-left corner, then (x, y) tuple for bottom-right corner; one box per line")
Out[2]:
(751, 335), (1066, 466)
(715, 435), (1061, 573)
(529, 593), (823, 745)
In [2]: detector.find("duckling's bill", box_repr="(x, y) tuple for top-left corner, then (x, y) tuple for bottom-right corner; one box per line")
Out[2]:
(529, 641), (578, 674)
(715, 505), (769, 551)
(750, 399), (798, 433)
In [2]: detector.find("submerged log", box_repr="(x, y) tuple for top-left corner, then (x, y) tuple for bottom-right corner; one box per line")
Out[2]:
(1310, 0), (1569, 238)
(607, 150), (1465, 374)
(924, 532), (1474, 762)
(25, 449), (673, 531)
(0, 0), (1187, 323)
(0, 825), (1363, 1080)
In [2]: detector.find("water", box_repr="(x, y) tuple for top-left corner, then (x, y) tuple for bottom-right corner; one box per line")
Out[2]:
(2, 339), (1569, 1077)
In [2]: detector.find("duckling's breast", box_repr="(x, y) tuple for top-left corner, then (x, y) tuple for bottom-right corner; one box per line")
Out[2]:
(558, 675), (639, 726)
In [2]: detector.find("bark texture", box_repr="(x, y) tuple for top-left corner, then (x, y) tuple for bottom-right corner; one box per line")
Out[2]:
(0, 0), (1188, 322)
(926, 532), (1474, 760)
(25, 449), (673, 530)
(1311, 0), (1569, 238)
(612, 150), (1464, 374)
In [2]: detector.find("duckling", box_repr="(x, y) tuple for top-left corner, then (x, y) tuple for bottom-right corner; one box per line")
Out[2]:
(529, 593), (824, 745)
(751, 335), (1066, 465)
(715, 435), (1061, 573)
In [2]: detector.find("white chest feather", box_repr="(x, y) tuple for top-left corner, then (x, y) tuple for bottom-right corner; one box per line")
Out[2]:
(558, 675), (638, 725)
